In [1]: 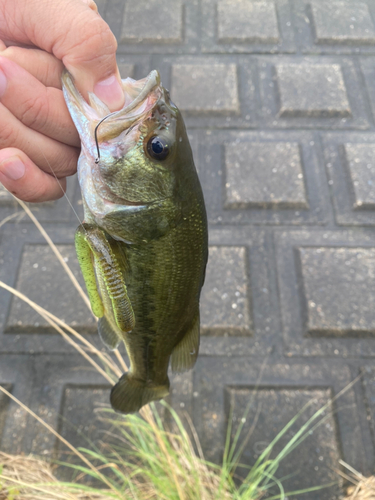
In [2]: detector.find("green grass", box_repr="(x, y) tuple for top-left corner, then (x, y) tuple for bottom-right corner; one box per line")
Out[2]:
(0, 396), (338, 500)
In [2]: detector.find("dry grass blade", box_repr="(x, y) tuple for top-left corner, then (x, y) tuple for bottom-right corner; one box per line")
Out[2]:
(0, 452), (109, 499)
(0, 387), (117, 494)
(340, 461), (375, 500)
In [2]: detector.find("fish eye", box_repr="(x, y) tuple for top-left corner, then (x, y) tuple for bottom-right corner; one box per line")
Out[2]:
(147, 136), (170, 161)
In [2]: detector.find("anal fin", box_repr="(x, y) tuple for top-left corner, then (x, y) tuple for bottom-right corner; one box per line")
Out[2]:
(171, 313), (200, 373)
(98, 316), (121, 350)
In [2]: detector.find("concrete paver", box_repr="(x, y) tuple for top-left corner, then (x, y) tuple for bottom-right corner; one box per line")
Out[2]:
(275, 63), (351, 118)
(298, 246), (375, 335)
(311, 2), (375, 45)
(217, 1), (280, 44)
(120, 0), (183, 44)
(224, 141), (308, 209)
(171, 63), (240, 115)
(200, 246), (251, 335)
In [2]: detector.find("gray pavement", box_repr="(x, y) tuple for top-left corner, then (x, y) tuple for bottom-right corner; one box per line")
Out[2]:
(1, 0), (375, 497)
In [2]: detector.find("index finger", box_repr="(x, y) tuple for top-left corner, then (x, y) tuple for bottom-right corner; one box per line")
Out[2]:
(0, 0), (124, 109)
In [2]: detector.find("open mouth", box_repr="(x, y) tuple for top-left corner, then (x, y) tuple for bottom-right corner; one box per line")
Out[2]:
(62, 69), (162, 143)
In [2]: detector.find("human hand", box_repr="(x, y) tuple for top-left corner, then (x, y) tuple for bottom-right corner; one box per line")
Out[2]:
(0, 0), (124, 202)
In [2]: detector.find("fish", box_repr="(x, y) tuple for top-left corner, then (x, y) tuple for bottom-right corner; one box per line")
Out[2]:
(62, 69), (208, 414)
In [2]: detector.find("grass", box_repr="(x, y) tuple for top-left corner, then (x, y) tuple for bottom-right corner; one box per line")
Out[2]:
(0, 199), (366, 499)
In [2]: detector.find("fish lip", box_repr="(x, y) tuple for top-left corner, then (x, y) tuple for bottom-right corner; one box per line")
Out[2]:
(62, 68), (161, 120)
(63, 68), (163, 149)
(109, 69), (160, 121)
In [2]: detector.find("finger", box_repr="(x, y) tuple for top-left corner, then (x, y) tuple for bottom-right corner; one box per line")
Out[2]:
(0, 45), (64, 88)
(0, 102), (79, 177)
(0, 0), (124, 110)
(0, 56), (80, 147)
(0, 147), (67, 202)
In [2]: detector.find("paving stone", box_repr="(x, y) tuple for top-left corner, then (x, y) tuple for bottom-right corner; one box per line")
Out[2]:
(171, 63), (240, 115)
(56, 385), (110, 478)
(276, 63), (351, 118)
(217, 0), (279, 43)
(224, 141), (308, 209)
(277, 230), (375, 357)
(197, 228), (277, 357)
(226, 387), (340, 498)
(343, 143), (375, 209)
(201, 0), (294, 54)
(200, 130), (327, 225)
(157, 57), (256, 129)
(293, 0), (375, 55)
(298, 247), (375, 336)
(321, 133), (375, 226)
(311, 2), (375, 45)
(194, 359), (366, 493)
(200, 246), (251, 335)
(260, 57), (370, 129)
(6, 244), (96, 334)
(120, 0), (183, 44)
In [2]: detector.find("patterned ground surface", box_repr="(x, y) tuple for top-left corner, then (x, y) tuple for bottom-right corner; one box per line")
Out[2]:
(2, 1), (375, 497)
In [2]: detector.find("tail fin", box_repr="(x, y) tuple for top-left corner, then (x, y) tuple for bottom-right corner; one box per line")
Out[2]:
(110, 373), (170, 414)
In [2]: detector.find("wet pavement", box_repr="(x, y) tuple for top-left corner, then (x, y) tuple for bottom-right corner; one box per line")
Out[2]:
(2, 1), (375, 497)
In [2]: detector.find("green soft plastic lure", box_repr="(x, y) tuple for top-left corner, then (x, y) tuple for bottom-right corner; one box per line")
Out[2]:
(62, 70), (208, 414)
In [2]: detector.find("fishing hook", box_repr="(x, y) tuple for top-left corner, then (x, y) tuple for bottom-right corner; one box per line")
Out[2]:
(94, 114), (138, 164)
(94, 111), (117, 164)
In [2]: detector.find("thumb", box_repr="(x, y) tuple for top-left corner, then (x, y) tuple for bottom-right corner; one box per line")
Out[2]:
(0, 0), (124, 110)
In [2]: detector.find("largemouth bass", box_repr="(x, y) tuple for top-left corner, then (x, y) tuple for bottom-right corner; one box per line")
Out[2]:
(62, 70), (208, 414)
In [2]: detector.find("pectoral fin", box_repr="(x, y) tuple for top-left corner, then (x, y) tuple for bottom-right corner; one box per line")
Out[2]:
(171, 313), (200, 373)
(75, 224), (135, 334)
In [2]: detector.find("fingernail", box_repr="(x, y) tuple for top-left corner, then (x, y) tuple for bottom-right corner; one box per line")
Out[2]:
(0, 68), (7, 97)
(94, 74), (124, 110)
(0, 156), (25, 180)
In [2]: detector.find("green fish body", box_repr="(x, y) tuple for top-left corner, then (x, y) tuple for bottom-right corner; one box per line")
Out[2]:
(62, 70), (208, 413)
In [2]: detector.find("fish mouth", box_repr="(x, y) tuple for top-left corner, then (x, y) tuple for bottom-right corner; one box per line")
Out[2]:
(62, 69), (163, 144)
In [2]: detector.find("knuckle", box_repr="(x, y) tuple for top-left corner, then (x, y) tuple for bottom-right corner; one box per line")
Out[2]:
(64, 150), (80, 176)
(0, 119), (19, 147)
(38, 182), (63, 202)
(65, 17), (117, 65)
(52, 148), (79, 177)
(26, 178), (65, 203)
(19, 93), (49, 130)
